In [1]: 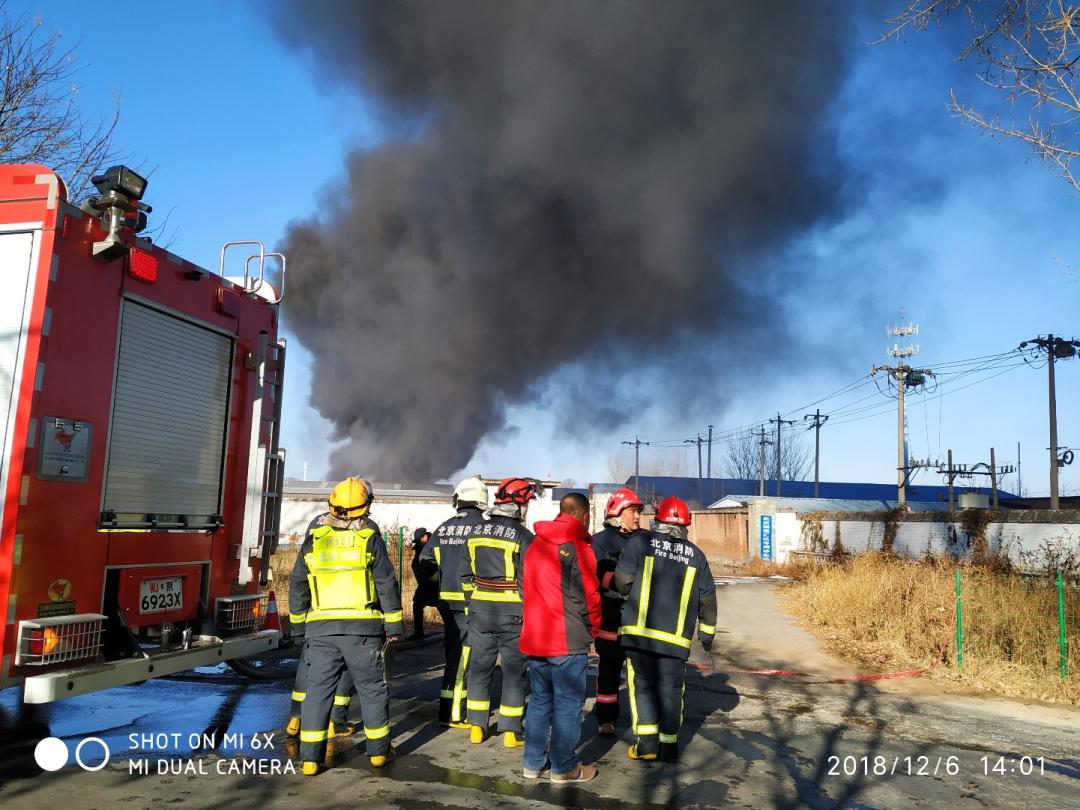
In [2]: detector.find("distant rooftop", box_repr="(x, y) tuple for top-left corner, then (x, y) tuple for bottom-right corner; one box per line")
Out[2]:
(283, 479), (452, 499)
(626, 476), (1013, 507)
(709, 495), (952, 513)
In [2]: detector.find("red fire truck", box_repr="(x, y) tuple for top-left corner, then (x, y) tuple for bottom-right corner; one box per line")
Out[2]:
(0, 162), (287, 702)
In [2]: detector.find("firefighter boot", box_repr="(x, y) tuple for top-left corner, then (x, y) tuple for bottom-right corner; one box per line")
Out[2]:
(370, 747), (396, 768)
(502, 731), (524, 749)
(470, 725), (488, 744)
(285, 716), (301, 737)
(627, 744), (658, 762)
(301, 762), (321, 776)
(660, 742), (680, 763)
(329, 720), (357, 738)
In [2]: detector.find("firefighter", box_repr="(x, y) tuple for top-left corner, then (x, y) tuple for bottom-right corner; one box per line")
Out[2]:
(613, 495), (716, 763)
(289, 477), (403, 775)
(418, 475), (488, 728)
(590, 487), (645, 736)
(459, 477), (537, 748)
(286, 509), (359, 740)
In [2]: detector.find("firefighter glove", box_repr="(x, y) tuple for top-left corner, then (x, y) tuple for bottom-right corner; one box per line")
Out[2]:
(700, 636), (713, 654)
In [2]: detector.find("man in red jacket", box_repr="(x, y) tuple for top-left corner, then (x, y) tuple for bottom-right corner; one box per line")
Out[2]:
(520, 492), (601, 784)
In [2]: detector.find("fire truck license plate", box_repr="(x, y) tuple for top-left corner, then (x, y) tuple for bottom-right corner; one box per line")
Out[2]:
(139, 577), (183, 613)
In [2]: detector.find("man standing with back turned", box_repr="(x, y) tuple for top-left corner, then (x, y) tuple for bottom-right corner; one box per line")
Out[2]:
(520, 492), (601, 784)
(289, 477), (403, 774)
(419, 475), (488, 728)
(614, 495), (716, 764)
(460, 477), (537, 747)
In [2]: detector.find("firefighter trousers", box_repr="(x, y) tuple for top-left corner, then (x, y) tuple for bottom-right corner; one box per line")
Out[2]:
(290, 640), (354, 725)
(439, 605), (469, 724)
(466, 608), (526, 734)
(594, 632), (624, 724)
(299, 635), (391, 763)
(625, 648), (685, 757)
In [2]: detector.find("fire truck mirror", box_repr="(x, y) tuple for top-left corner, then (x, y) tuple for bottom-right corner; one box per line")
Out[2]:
(37, 417), (92, 482)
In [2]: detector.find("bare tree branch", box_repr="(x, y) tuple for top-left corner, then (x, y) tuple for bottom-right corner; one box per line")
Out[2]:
(0, 2), (121, 198)
(723, 428), (813, 482)
(884, 0), (1080, 193)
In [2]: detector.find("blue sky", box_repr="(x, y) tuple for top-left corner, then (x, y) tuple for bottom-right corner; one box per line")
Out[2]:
(17, 1), (1080, 497)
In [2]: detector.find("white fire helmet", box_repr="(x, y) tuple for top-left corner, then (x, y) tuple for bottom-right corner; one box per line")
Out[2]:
(453, 475), (488, 509)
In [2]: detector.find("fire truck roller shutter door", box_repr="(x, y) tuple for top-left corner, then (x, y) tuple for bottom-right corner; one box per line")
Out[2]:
(101, 300), (233, 528)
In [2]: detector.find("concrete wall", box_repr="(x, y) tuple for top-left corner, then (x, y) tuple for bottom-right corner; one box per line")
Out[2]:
(770, 509), (1080, 568)
(688, 511), (749, 563)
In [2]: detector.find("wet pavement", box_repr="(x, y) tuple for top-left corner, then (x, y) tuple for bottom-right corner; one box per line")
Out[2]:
(1, 583), (1078, 808)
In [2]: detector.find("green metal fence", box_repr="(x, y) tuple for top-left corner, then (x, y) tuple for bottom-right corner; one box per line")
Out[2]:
(954, 569), (1077, 680)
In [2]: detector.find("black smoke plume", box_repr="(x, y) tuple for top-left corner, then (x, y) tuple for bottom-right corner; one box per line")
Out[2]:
(269, 1), (855, 481)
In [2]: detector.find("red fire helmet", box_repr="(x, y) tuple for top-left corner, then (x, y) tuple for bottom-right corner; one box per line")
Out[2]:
(655, 496), (691, 526)
(494, 477), (539, 505)
(605, 488), (643, 518)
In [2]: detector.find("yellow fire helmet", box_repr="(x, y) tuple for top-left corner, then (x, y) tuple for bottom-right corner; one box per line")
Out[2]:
(328, 476), (373, 520)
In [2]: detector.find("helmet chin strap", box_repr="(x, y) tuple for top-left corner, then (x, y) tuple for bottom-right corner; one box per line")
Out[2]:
(655, 522), (688, 541)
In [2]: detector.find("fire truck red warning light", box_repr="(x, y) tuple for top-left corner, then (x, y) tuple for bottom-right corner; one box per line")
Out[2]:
(127, 248), (158, 283)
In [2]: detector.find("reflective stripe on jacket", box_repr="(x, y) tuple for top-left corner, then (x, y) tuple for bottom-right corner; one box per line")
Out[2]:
(289, 512), (403, 637)
(591, 524), (647, 631)
(419, 507), (485, 604)
(459, 514), (533, 610)
(613, 530), (717, 660)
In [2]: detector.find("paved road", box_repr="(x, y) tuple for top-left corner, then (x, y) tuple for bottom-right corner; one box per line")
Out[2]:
(1, 583), (1077, 808)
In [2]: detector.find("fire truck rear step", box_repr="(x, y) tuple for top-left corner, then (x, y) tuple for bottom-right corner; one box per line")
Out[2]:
(22, 629), (280, 704)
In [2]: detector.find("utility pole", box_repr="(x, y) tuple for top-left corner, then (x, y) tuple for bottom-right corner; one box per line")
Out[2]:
(685, 434), (705, 506)
(936, 452), (1013, 510)
(990, 447), (998, 508)
(803, 409), (829, 499)
(1020, 335), (1080, 510)
(758, 427), (772, 497)
(873, 314), (931, 507)
(768, 413), (796, 497)
(1017, 441), (1022, 499)
(621, 436), (649, 492)
(947, 449), (955, 510)
(707, 424), (714, 478)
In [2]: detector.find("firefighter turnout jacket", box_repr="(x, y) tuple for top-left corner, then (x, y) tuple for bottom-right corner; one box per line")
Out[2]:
(458, 511), (534, 733)
(417, 505), (485, 725)
(458, 513), (533, 615)
(289, 512), (404, 638)
(613, 528), (717, 658)
(592, 523), (647, 637)
(418, 506), (485, 604)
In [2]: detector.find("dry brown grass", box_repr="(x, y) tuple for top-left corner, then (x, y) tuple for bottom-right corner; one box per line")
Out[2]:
(780, 553), (1080, 706)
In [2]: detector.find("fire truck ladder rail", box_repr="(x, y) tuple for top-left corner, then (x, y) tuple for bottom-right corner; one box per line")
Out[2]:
(258, 338), (286, 586)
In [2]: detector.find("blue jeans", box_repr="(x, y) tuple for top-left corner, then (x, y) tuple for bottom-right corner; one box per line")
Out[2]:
(523, 654), (587, 774)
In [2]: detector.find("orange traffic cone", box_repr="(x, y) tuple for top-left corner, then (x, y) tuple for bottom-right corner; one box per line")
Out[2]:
(265, 590), (281, 633)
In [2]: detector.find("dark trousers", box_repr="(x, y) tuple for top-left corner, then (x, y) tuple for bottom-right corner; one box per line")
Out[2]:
(439, 605), (469, 724)
(412, 589), (440, 637)
(465, 607), (527, 733)
(290, 640), (354, 724)
(299, 635), (390, 762)
(625, 647), (685, 756)
(594, 633), (624, 724)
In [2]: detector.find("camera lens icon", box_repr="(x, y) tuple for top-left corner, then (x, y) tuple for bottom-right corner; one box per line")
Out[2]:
(34, 736), (111, 772)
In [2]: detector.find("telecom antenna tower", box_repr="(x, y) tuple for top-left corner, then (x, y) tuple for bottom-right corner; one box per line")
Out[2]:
(874, 309), (932, 506)
(888, 310), (919, 481)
